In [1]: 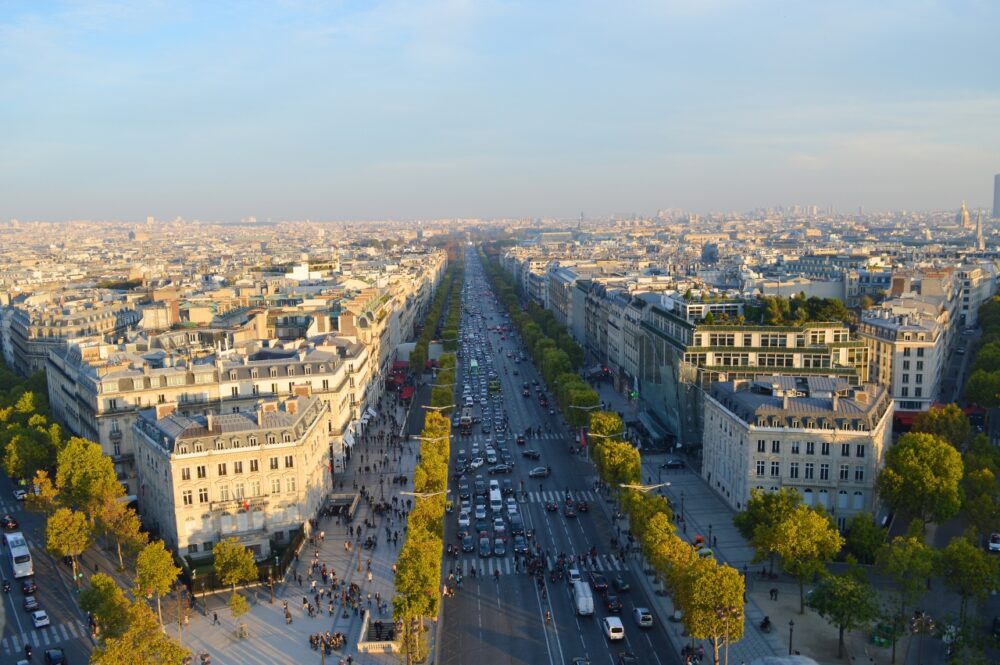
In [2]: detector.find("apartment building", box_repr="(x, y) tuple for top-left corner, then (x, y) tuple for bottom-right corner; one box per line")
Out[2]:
(133, 393), (331, 560)
(703, 376), (892, 529)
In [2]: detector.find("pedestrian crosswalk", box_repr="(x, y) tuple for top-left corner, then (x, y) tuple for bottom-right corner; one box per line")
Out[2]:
(456, 432), (565, 444)
(451, 551), (625, 577)
(1, 621), (87, 655)
(526, 490), (598, 504)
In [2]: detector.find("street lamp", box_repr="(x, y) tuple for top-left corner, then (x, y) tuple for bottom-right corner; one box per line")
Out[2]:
(619, 482), (670, 493)
(412, 435), (449, 442)
(400, 490), (450, 499)
(788, 619), (795, 655)
(680, 491), (685, 523)
(709, 523), (713, 548)
(423, 404), (455, 411)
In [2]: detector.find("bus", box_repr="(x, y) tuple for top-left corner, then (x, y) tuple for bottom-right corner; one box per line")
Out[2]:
(470, 358), (479, 375)
(4, 532), (33, 578)
(459, 407), (474, 435)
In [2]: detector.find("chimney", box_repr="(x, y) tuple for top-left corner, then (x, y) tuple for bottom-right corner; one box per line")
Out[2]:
(257, 409), (265, 427)
(782, 394), (790, 410)
(285, 400), (298, 416)
(854, 390), (869, 405)
(293, 384), (312, 398)
(831, 394), (839, 411)
(298, 348), (307, 362)
(206, 412), (215, 431)
(155, 403), (176, 420)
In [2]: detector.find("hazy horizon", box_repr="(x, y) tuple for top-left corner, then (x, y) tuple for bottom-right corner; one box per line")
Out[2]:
(2, 1), (998, 222)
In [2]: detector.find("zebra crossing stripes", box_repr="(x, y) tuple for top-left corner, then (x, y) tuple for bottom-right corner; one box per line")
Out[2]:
(1, 621), (86, 655)
(453, 551), (622, 577)
(526, 490), (597, 504)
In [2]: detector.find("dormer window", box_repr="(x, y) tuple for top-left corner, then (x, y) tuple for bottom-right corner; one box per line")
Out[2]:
(229, 371), (237, 381)
(215, 439), (224, 450)
(267, 435), (276, 446)
(304, 365), (312, 375)
(270, 367), (278, 378)
(250, 369), (258, 379)
(194, 443), (203, 452)
(283, 432), (292, 443)
(178, 445), (188, 454)
(248, 436), (258, 446)
(287, 367), (295, 376)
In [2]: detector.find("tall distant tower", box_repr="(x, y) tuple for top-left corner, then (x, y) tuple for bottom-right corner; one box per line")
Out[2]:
(993, 174), (1000, 219)
(957, 201), (971, 228)
(977, 211), (985, 251)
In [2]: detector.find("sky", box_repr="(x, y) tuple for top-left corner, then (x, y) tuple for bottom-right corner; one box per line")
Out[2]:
(1, 0), (998, 221)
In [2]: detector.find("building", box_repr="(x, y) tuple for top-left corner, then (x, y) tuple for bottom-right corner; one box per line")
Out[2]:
(133, 392), (332, 561)
(702, 376), (892, 529)
(956, 201), (972, 229)
(993, 174), (1000, 220)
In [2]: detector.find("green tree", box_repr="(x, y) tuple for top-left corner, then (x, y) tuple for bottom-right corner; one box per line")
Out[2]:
(229, 591), (250, 637)
(911, 403), (972, 450)
(46, 507), (92, 587)
(843, 513), (884, 564)
(56, 437), (125, 521)
(593, 440), (641, 489)
(807, 572), (879, 658)
(3, 428), (54, 480)
(962, 467), (1000, 539)
(98, 501), (148, 570)
(876, 534), (937, 664)
(936, 536), (998, 622)
(876, 432), (963, 524)
(733, 487), (801, 574)
(24, 469), (59, 515)
(677, 557), (745, 665)
(566, 388), (600, 428)
(135, 540), (180, 627)
(213, 537), (258, 592)
(964, 369), (1000, 407)
(80, 573), (131, 641)
(91, 600), (188, 665)
(769, 505), (844, 613)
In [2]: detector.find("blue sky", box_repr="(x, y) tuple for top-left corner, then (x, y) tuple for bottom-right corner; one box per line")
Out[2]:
(1, 0), (998, 221)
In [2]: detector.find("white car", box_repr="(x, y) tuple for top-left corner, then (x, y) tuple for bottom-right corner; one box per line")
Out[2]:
(458, 512), (471, 529)
(12, 489), (26, 501)
(506, 497), (519, 515)
(475, 504), (487, 520)
(633, 607), (654, 628)
(989, 533), (1000, 553)
(31, 609), (50, 628)
(469, 458), (484, 470)
(485, 448), (497, 464)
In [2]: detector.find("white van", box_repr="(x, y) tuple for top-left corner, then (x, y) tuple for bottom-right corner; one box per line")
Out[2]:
(572, 580), (594, 616)
(489, 489), (503, 513)
(602, 616), (625, 641)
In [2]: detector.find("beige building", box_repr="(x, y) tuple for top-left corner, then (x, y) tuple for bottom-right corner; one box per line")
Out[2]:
(702, 376), (892, 529)
(133, 392), (331, 560)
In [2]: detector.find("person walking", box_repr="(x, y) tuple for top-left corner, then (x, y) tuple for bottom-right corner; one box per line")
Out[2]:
(212, 612), (220, 625)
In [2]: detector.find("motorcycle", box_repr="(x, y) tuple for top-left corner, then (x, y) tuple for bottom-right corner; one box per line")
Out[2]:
(2, 580), (10, 593)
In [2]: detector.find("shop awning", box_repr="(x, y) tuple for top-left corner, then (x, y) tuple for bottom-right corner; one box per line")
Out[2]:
(893, 410), (920, 427)
(638, 411), (668, 442)
(400, 386), (414, 400)
(343, 432), (356, 447)
(366, 407), (378, 418)
(391, 374), (405, 386)
(393, 360), (409, 370)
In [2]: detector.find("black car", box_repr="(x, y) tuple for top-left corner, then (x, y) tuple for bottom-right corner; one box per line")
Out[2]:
(528, 466), (551, 478)
(510, 513), (525, 535)
(521, 449), (541, 460)
(21, 579), (38, 595)
(462, 534), (475, 552)
(516, 435), (526, 446)
(606, 594), (624, 613)
(44, 649), (67, 665)
(590, 572), (608, 594)
(488, 464), (512, 475)
(501, 479), (514, 496)
(513, 534), (528, 555)
(660, 458), (686, 470)
(617, 653), (639, 665)
(23, 595), (39, 611)
(1, 514), (18, 530)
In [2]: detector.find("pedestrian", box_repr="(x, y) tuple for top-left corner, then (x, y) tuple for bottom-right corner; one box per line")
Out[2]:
(770, 587), (778, 601)
(367, 571), (373, 584)
(212, 612), (220, 625)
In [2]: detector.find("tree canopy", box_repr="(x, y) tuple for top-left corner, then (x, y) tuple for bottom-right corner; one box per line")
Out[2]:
(876, 432), (963, 524)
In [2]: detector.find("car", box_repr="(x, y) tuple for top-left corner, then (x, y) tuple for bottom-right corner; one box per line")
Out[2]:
(488, 464), (512, 475)
(506, 497), (519, 515)
(44, 649), (67, 665)
(577, 501), (589, 513)
(474, 481), (487, 496)
(494, 538), (507, 556)
(516, 435), (527, 446)
(602, 616), (625, 641)
(23, 595), (39, 612)
(989, 533), (1000, 553)
(633, 607), (654, 628)
(660, 458), (686, 470)
(513, 369), (519, 375)
(13, 489), (27, 501)
(481, 423), (491, 433)
(548, 408), (555, 415)
(452, 414), (462, 426)
(22, 579), (38, 595)
(590, 572), (608, 594)
(612, 575), (631, 593)
(570, 659), (591, 665)
(510, 513), (525, 535)
(568, 568), (582, 585)
(523, 389), (531, 397)
(1, 514), (19, 530)
(493, 518), (506, 537)
(485, 448), (497, 464)
(501, 479), (514, 496)
(529, 466), (551, 478)
(605, 595), (624, 613)
(462, 534), (475, 552)
(458, 512), (471, 529)
(545, 501), (559, 512)
(479, 537), (492, 558)
(458, 484), (471, 500)
(469, 458), (485, 470)
(617, 652), (639, 665)
(521, 449), (541, 460)
(475, 504), (487, 520)
(31, 609), (50, 628)
(512, 534), (528, 555)
(475, 517), (490, 532)
(564, 503), (577, 518)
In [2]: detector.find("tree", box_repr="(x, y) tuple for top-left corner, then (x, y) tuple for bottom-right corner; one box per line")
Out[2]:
(769, 505), (844, 613)
(46, 508), (92, 587)
(135, 540), (180, 627)
(229, 591), (250, 637)
(877, 432), (963, 524)
(911, 403), (972, 450)
(964, 369), (1000, 407)
(589, 410), (625, 440)
(733, 487), (800, 574)
(593, 440), (641, 489)
(91, 600), (188, 665)
(98, 501), (148, 570)
(962, 467), (1000, 539)
(56, 437), (125, 521)
(566, 388), (600, 428)
(843, 513), (884, 565)
(24, 469), (59, 515)
(936, 536), (998, 622)
(876, 534), (937, 664)
(80, 573), (131, 641)
(807, 572), (879, 658)
(3, 428), (54, 480)
(677, 557), (745, 665)
(213, 537), (257, 592)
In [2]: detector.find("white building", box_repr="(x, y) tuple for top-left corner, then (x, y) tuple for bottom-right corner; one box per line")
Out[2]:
(857, 309), (943, 416)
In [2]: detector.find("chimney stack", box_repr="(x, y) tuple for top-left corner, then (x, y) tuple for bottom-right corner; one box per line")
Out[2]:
(155, 403), (176, 420)
(206, 412), (215, 432)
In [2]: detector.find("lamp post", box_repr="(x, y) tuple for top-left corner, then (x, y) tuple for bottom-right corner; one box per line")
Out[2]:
(680, 491), (685, 522)
(708, 523), (713, 548)
(788, 619), (795, 655)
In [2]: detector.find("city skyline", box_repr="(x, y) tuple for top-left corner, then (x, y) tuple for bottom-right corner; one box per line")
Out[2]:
(1, 0), (998, 221)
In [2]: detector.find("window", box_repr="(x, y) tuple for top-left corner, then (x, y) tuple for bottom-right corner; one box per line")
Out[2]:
(757, 440), (766, 453)
(805, 463), (814, 480)
(284, 455), (294, 468)
(182, 490), (193, 506)
(902, 374), (909, 384)
(217, 463), (227, 476)
(187, 544), (199, 554)
(196, 465), (207, 479)
(820, 463), (830, 480)
(270, 367), (277, 378)
(839, 464), (849, 481)
(916, 361), (924, 370)
(903, 348), (911, 357)
(770, 461), (780, 477)
(113, 441), (121, 457)
(198, 488), (209, 504)
(251, 480), (261, 497)
(203, 541), (214, 552)
(806, 442), (815, 455)
(821, 442), (830, 455)
(855, 466), (865, 482)
(283, 432), (293, 443)
(269, 457), (279, 470)
(915, 374), (923, 384)
(915, 387), (923, 397)
(231, 386), (239, 397)
(902, 360), (910, 370)
(789, 462), (799, 479)
(755, 461), (765, 476)
(248, 436), (258, 447)
(901, 387), (909, 397)
(250, 459), (259, 472)
(182, 468), (191, 481)
(322, 379), (329, 390)
(841, 443), (850, 457)
(286, 477), (297, 492)
(267, 435), (277, 446)
(234, 483), (244, 499)
(771, 440), (780, 454)
(855, 444), (866, 458)
(917, 348), (924, 357)
(219, 485), (230, 501)
(791, 441), (800, 455)
(271, 478), (281, 494)
(853, 491), (864, 509)
(252, 385), (259, 396)
(838, 490), (849, 509)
